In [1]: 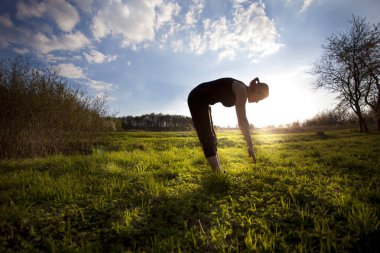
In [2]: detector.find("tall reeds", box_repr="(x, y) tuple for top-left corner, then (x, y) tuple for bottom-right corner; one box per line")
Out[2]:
(0, 57), (109, 159)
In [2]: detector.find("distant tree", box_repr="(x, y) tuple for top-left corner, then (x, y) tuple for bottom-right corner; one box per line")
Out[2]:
(313, 16), (380, 132)
(121, 113), (193, 131)
(286, 121), (301, 129)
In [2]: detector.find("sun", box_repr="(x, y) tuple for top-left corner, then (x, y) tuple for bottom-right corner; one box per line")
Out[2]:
(246, 81), (315, 127)
(201, 67), (336, 129)
(249, 72), (337, 128)
(211, 76), (332, 128)
(211, 104), (239, 128)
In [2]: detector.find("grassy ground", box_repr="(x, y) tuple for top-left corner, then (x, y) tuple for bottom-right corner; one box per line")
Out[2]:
(0, 129), (379, 252)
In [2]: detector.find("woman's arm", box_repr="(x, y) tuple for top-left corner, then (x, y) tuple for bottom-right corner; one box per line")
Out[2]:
(232, 81), (257, 162)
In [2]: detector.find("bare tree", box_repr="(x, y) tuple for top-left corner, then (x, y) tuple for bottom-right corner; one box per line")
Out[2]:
(313, 16), (380, 132)
(353, 18), (380, 130)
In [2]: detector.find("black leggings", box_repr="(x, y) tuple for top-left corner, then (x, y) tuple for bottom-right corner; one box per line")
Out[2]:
(188, 92), (217, 158)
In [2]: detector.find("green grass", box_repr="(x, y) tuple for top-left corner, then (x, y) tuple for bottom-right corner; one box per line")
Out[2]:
(1, 129), (379, 252)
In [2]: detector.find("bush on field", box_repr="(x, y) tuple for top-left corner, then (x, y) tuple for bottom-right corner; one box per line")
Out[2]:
(303, 108), (357, 127)
(0, 57), (109, 159)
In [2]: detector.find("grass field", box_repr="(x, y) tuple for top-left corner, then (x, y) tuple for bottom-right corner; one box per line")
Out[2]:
(1, 129), (379, 252)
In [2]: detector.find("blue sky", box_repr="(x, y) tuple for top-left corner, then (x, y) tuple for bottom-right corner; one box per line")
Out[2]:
(1, 0), (379, 127)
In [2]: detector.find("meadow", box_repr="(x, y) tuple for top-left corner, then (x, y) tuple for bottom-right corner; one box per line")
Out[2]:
(0, 129), (379, 252)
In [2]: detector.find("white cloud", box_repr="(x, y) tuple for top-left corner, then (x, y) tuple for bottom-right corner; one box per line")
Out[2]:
(91, 0), (180, 47)
(84, 49), (117, 64)
(0, 39), (8, 48)
(44, 54), (68, 62)
(204, 17), (237, 52)
(16, 1), (47, 19)
(57, 63), (85, 79)
(0, 14), (13, 28)
(234, 2), (283, 58)
(233, 2), (283, 58)
(88, 80), (116, 91)
(72, 0), (94, 13)
(171, 40), (184, 52)
(1, 15), (83, 54)
(91, 0), (154, 45)
(6, 0), (281, 64)
(17, 0), (80, 32)
(91, 15), (108, 41)
(56, 63), (117, 92)
(300, 0), (314, 13)
(13, 48), (29, 54)
(285, 0), (315, 13)
(33, 31), (90, 54)
(185, 0), (204, 26)
(96, 92), (116, 101)
(218, 49), (236, 61)
(46, 0), (80, 32)
(179, 1), (282, 60)
(155, 1), (180, 30)
(188, 32), (206, 54)
(87, 0), (281, 60)
(233, 0), (249, 3)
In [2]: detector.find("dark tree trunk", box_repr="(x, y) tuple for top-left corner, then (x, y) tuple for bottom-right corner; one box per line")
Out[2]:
(355, 104), (369, 132)
(363, 120), (369, 132)
(358, 116), (369, 132)
(359, 117), (363, 132)
(377, 102), (380, 131)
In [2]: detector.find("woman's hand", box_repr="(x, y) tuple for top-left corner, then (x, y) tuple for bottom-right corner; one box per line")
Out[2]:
(248, 146), (257, 163)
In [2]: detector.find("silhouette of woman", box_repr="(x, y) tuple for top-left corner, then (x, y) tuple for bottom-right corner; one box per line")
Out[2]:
(188, 77), (269, 172)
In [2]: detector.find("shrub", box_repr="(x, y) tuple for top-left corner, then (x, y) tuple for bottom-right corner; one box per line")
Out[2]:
(0, 57), (109, 159)
(303, 108), (357, 127)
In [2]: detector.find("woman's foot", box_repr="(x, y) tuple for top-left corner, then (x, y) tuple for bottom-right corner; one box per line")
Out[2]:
(207, 155), (222, 173)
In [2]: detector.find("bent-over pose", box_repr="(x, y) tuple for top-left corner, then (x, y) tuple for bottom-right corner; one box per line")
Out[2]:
(188, 77), (269, 172)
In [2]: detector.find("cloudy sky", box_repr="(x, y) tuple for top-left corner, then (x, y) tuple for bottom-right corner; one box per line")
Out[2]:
(1, 0), (379, 127)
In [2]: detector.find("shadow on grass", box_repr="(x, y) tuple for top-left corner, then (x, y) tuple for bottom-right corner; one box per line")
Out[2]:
(97, 172), (232, 252)
(75, 162), (380, 253)
(2, 147), (379, 252)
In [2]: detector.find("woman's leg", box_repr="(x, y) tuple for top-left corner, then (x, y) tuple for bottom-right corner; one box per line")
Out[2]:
(205, 106), (222, 172)
(188, 97), (221, 172)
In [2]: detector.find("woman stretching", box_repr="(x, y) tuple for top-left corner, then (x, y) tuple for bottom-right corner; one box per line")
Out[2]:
(188, 77), (269, 172)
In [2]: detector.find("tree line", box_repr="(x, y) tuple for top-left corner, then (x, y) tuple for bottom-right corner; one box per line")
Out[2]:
(120, 113), (193, 131)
